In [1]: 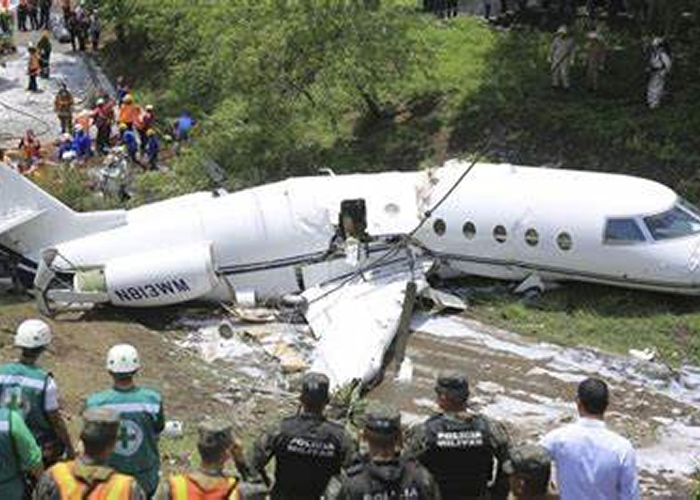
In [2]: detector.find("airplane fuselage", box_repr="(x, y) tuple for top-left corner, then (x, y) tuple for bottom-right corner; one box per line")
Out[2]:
(3, 161), (700, 312)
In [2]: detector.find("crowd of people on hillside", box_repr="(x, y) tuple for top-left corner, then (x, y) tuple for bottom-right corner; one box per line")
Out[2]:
(548, 23), (672, 108)
(423, 0), (674, 109)
(0, 319), (642, 499)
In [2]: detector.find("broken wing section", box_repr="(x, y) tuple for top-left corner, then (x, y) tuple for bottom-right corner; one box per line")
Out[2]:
(302, 258), (431, 390)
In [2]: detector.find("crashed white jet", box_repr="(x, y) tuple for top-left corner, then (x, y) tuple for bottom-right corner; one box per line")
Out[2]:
(2, 160), (700, 385)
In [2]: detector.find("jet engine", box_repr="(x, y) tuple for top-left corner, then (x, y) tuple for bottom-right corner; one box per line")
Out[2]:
(74, 243), (220, 307)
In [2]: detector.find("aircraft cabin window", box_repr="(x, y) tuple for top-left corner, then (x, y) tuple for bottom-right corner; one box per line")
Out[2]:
(604, 218), (646, 244)
(643, 205), (700, 241)
(433, 218), (447, 236)
(557, 232), (573, 251)
(493, 225), (507, 243)
(525, 229), (539, 247)
(463, 221), (477, 240)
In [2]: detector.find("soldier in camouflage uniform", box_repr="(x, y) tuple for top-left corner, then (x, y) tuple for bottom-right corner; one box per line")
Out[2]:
(404, 372), (511, 500)
(249, 372), (356, 499)
(325, 404), (440, 500)
(156, 420), (250, 499)
(35, 408), (146, 499)
(503, 444), (558, 500)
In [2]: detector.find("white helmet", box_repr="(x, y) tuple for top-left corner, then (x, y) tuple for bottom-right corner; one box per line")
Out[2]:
(15, 319), (52, 349)
(106, 344), (141, 374)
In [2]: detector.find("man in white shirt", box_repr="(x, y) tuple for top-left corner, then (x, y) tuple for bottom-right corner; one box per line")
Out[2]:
(540, 378), (639, 500)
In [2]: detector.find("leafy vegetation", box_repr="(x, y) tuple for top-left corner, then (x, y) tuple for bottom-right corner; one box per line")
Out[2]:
(90, 1), (700, 201)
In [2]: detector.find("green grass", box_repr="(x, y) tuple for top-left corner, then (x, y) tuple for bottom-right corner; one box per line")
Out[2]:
(464, 281), (700, 366)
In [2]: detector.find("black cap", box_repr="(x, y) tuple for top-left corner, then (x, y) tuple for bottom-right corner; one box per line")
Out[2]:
(301, 372), (330, 404)
(435, 371), (470, 400)
(503, 444), (551, 476)
(364, 403), (401, 436)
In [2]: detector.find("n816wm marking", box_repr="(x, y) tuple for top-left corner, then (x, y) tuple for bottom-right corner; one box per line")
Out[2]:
(114, 279), (191, 302)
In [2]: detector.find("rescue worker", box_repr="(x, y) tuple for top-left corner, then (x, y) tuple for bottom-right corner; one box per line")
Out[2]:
(27, 43), (41, 92)
(85, 344), (165, 498)
(144, 129), (160, 171)
(17, 129), (42, 172)
(120, 123), (139, 164)
(18, 0), (28, 31)
(55, 133), (74, 161)
(250, 372), (356, 499)
(72, 124), (92, 159)
(66, 10), (78, 51)
(93, 97), (114, 154)
(28, 0), (39, 30)
(482, 0), (492, 19)
(647, 37), (671, 109)
(61, 0), (71, 22)
(549, 26), (576, 90)
(173, 112), (195, 143)
(37, 30), (51, 78)
(324, 404), (441, 500)
(585, 31), (606, 92)
(0, 319), (76, 466)
(503, 444), (558, 500)
(34, 407), (147, 499)
(116, 76), (129, 106)
(54, 83), (74, 134)
(89, 11), (101, 51)
(405, 372), (511, 500)
(118, 94), (142, 130)
(0, 407), (43, 499)
(155, 420), (248, 499)
(137, 104), (155, 155)
(39, 0), (51, 30)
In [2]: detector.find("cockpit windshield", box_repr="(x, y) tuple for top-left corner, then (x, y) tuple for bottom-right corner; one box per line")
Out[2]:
(643, 200), (700, 241)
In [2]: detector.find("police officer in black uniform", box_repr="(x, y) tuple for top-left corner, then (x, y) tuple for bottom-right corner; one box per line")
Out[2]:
(405, 372), (511, 500)
(325, 403), (440, 500)
(249, 372), (356, 499)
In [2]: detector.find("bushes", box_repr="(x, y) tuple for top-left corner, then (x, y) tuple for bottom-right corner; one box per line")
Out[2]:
(98, 0), (433, 195)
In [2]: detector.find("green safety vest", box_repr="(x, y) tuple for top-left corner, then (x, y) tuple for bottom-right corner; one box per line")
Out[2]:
(0, 362), (55, 445)
(86, 386), (164, 496)
(0, 408), (24, 500)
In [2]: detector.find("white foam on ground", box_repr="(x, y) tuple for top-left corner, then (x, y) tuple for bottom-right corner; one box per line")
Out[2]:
(637, 422), (700, 478)
(481, 394), (573, 429)
(413, 314), (700, 409)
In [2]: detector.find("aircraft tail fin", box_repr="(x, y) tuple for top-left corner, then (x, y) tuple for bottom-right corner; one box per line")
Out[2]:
(0, 163), (74, 238)
(0, 164), (126, 265)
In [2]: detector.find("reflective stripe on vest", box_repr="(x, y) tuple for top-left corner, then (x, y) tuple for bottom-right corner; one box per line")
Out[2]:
(0, 409), (20, 486)
(51, 461), (133, 500)
(169, 474), (239, 500)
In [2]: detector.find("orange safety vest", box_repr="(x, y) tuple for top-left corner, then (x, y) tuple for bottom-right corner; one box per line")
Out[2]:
(168, 474), (240, 500)
(50, 461), (134, 500)
(118, 104), (142, 126)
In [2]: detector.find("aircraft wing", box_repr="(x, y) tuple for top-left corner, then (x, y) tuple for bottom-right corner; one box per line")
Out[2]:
(302, 256), (432, 390)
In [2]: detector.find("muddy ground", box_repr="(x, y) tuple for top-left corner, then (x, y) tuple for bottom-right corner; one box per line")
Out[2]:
(2, 286), (698, 498)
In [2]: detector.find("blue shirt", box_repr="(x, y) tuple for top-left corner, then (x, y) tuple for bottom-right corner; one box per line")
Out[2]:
(72, 132), (92, 158)
(541, 418), (639, 500)
(122, 130), (138, 155)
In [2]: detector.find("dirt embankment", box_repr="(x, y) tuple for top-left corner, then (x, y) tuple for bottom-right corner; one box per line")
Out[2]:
(0, 297), (297, 470)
